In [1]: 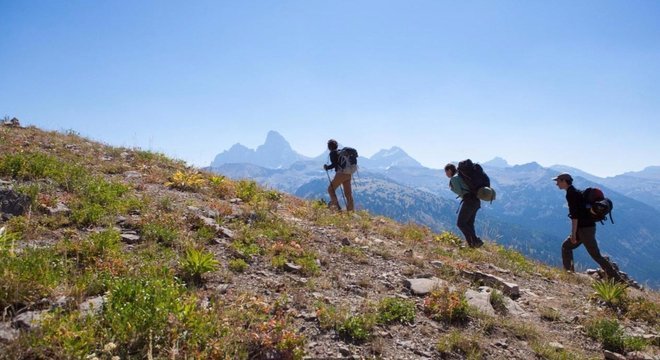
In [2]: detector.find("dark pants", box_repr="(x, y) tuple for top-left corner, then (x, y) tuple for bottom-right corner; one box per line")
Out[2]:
(457, 196), (481, 246)
(562, 226), (620, 279)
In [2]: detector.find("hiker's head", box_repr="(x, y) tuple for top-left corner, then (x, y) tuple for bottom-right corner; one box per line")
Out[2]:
(444, 163), (457, 177)
(327, 139), (338, 151)
(553, 172), (573, 188)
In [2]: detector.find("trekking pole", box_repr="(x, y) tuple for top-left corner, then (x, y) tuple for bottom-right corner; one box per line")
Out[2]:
(326, 168), (347, 210)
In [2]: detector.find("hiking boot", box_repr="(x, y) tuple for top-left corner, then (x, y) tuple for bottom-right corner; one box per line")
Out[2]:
(469, 238), (484, 248)
(327, 202), (341, 211)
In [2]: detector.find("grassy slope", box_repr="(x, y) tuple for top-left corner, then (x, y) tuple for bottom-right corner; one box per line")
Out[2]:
(0, 124), (658, 359)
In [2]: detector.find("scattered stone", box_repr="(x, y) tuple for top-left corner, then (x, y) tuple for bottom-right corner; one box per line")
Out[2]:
(338, 345), (351, 356)
(123, 170), (142, 179)
(284, 262), (302, 273)
(0, 189), (31, 216)
(371, 237), (385, 245)
(404, 277), (449, 296)
(229, 198), (242, 204)
(219, 226), (235, 239)
(215, 284), (230, 294)
(79, 296), (105, 317)
(116, 215), (127, 224)
(51, 295), (71, 310)
(120, 233), (141, 244)
(604, 350), (627, 360)
(341, 237), (351, 246)
(430, 260), (444, 269)
(403, 249), (413, 257)
(548, 342), (564, 350)
(465, 288), (496, 316)
(45, 202), (71, 215)
(503, 297), (527, 317)
(494, 339), (508, 348)
(12, 311), (45, 330)
(0, 322), (19, 342)
(462, 270), (520, 298)
(626, 351), (655, 360)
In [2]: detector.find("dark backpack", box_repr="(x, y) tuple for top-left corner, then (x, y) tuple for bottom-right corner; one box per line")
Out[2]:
(338, 147), (358, 174)
(457, 159), (491, 194)
(582, 187), (614, 224)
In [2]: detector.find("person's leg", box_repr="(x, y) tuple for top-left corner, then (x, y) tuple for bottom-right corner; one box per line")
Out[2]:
(467, 200), (482, 247)
(578, 227), (622, 280)
(561, 236), (581, 271)
(327, 173), (342, 210)
(457, 198), (479, 245)
(341, 175), (354, 211)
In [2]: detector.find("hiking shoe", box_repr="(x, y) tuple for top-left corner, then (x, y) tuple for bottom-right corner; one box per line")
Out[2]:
(470, 239), (484, 248)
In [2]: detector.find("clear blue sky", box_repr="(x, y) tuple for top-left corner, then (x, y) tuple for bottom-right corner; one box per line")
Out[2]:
(1, 1), (659, 177)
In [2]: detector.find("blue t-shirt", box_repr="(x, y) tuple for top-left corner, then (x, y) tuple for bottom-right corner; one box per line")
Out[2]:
(449, 175), (470, 198)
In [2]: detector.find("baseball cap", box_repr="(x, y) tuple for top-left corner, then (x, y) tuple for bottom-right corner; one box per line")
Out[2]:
(552, 173), (573, 182)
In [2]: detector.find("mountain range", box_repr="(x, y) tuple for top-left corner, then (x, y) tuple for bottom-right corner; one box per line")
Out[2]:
(208, 131), (660, 288)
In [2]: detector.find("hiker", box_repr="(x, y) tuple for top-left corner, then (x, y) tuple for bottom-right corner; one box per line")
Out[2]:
(553, 173), (623, 281)
(445, 163), (483, 248)
(323, 139), (354, 211)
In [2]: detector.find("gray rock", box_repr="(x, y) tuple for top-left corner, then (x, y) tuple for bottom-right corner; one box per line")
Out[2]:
(123, 171), (142, 179)
(219, 226), (235, 239)
(79, 296), (105, 317)
(548, 342), (564, 350)
(0, 322), (19, 343)
(120, 233), (141, 244)
(12, 311), (45, 330)
(0, 189), (31, 216)
(626, 351), (655, 360)
(51, 295), (71, 310)
(503, 297), (527, 317)
(404, 277), (449, 296)
(430, 260), (444, 269)
(285, 262), (302, 273)
(215, 284), (230, 294)
(465, 288), (495, 316)
(462, 270), (520, 298)
(604, 350), (626, 360)
(45, 202), (70, 215)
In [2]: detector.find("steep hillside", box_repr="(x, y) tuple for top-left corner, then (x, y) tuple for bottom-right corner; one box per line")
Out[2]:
(1, 123), (658, 360)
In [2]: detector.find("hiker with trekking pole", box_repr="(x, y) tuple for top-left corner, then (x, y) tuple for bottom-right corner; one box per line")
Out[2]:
(323, 139), (358, 212)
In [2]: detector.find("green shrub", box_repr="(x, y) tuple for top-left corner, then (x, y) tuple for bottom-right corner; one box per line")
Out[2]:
(228, 258), (248, 273)
(141, 222), (179, 246)
(377, 297), (416, 324)
(539, 306), (562, 322)
(336, 314), (376, 343)
(424, 287), (470, 324)
(489, 289), (507, 314)
(437, 330), (482, 359)
(0, 226), (17, 256)
(315, 302), (341, 330)
(434, 231), (462, 246)
(625, 296), (659, 326)
(102, 275), (189, 355)
(0, 247), (70, 310)
(236, 179), (258, 202)
(165, 170), (206, 191)
(180, 248), (219, 283)
(592, 279), (627, 307)
(586, 318), (647, 353)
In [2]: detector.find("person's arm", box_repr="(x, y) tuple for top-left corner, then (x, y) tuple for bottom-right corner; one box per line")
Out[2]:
(571, 218), (578, 244)
(324, 151), (339, 170)
(567, 189), (580, 243)
(449, 176), (469, 198)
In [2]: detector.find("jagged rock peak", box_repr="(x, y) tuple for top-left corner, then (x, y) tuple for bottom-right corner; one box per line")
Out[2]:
(261, 130), (291, 150)
(483, 157), (510, 168)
